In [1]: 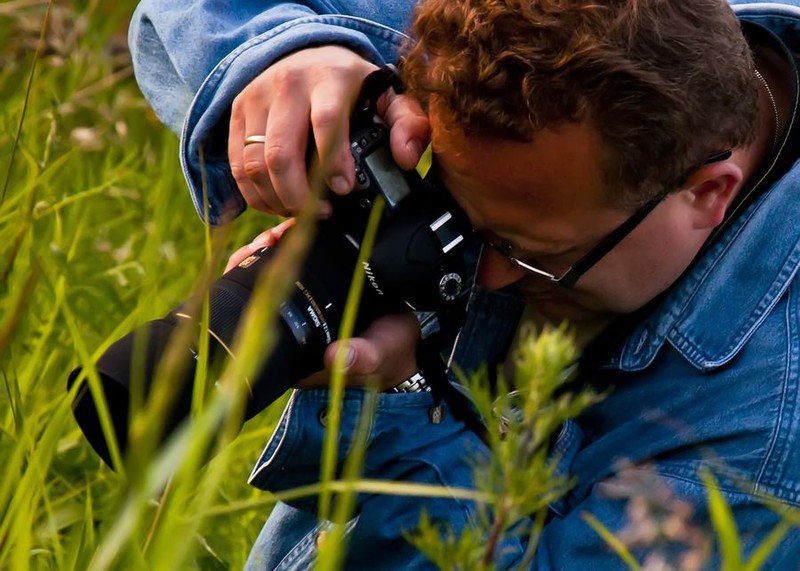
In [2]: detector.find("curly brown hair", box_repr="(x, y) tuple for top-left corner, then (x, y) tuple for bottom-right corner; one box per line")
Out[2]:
(401, 0), (757, 208)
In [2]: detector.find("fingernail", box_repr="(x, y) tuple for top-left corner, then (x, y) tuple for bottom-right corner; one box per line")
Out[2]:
(330, 176), (351, 194)
(250, 235), (269, 249)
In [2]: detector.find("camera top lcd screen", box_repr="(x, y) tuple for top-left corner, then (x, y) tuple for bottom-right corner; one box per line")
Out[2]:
(363, 145), (412, 209)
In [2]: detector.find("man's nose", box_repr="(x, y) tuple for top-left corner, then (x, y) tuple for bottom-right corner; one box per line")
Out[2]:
(476, 247), (527, 290)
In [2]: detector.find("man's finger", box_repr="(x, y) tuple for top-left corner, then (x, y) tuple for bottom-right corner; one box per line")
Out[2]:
(309, 81), (358, 195)
(263, 92), (312, 211)
(323, 313), (421, 388)
(230, 100), (273, 212)
(381, 92), (431, 170)
(224, 219), (296, 273)
(224, 241), (263, 273)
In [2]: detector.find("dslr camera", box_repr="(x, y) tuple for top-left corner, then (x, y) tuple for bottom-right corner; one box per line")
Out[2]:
(68, 67), (475, 467)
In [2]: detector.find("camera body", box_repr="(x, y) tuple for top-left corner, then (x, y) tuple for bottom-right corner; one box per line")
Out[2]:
(68, 67), (476, 467)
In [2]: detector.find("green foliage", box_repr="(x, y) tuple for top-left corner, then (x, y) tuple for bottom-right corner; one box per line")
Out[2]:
(0, 3), (511, 568)
(0, 2), (281, 568)
(408, 325), (601, 569)
(701, 472), (795, 571)
(0, 9), (596, 563)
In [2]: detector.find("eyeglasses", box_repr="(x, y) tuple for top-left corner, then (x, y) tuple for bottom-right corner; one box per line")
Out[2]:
(484, 149), (733, 290)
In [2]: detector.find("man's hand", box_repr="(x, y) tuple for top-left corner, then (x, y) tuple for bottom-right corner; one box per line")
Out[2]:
(228, 45), (429, 215)
(226, 223), (421, 391)
(298, 312), (421, 392)
(224, 218), (295, 273)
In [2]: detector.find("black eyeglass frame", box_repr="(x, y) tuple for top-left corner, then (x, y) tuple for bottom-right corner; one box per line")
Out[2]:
(484, 149), (733, 290)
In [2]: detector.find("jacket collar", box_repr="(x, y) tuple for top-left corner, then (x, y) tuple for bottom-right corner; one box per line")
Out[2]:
(611, 168), (800, 372)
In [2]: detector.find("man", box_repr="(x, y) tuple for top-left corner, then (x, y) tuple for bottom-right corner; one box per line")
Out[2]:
(129, 0), (800, 567)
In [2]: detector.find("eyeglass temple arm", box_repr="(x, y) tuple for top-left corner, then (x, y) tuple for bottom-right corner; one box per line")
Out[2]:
(558, 149), (732, 288)
(558, 193), (664, 288)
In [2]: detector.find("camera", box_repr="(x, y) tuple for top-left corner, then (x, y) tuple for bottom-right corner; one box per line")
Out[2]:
(68, 67), (476, 467)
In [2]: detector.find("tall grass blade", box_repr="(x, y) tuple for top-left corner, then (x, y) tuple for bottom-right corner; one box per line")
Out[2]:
(1, 0), (52, 206)
(701, 471), (742, 570)
(742, 519), (793, 571)
(581, 512), (642, 571)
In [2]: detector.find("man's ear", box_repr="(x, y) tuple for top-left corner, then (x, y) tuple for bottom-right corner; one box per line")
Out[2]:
(682, 161), (744, 230)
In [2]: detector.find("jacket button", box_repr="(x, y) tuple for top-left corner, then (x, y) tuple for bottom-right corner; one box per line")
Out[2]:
(429, 405), (444, 424)
(318, 408), (327, 426)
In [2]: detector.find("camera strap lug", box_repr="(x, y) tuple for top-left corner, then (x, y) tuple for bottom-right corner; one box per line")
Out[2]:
(416, 338), (489, 445)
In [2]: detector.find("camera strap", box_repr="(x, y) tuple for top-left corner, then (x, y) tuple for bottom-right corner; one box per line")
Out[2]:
(355, 66), (488, 441)
(416, 339), (489, 445)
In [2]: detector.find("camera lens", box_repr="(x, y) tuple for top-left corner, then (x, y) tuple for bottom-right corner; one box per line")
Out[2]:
(67, 224), (384, 467)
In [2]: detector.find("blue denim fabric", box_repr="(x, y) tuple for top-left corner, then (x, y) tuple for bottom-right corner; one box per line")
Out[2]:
(129, 0), (416, 224)
(129, 0), (800, 568)
(246, 389), (524, 570)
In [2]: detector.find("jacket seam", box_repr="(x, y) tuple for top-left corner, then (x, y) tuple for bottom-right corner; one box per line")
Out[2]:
(274, 516), (360, 570)
(249, 391), (299, 485)
(656, 460), (800, 508)
(596, 463), (800, 514)
(734, 3), (800, 19)
(756, 285), (799, 490)
(667, 246), (800, 371)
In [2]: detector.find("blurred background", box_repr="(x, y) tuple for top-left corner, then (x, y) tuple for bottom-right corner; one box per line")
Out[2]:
(0, 1), (286, 568)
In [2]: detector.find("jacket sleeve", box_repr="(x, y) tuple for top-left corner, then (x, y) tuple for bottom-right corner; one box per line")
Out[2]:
(127, 0), (414, 224)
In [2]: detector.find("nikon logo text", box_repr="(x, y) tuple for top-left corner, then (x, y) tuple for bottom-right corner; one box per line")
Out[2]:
(362, 262), (385, 296)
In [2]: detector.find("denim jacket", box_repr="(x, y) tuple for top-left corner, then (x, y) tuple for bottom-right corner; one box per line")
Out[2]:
(129, 0), (415, 225)
(130, 1), (800, 568)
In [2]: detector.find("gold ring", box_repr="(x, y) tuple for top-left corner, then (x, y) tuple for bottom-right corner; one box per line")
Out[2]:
(244, 135), (267, 146)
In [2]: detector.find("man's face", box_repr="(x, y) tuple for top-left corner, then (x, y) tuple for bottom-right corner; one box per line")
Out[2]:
(431, 115), (712, 323)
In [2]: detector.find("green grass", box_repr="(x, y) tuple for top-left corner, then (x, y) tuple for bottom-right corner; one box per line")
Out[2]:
(0, 3), (478, 567)
(0, 2), (283, 568)
(3, 3), (797, 570)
